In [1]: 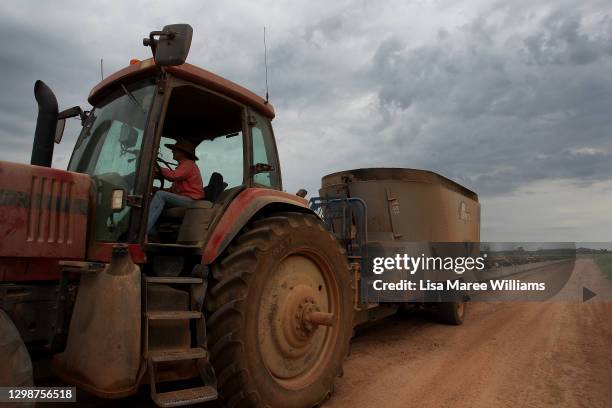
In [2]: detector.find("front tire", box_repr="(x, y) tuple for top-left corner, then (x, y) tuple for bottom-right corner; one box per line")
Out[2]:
(206, 213), (353, 407)
(0, 309), (33, 387)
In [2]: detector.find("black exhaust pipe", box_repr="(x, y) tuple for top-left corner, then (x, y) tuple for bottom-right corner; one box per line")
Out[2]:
(31, 80), (58, 167)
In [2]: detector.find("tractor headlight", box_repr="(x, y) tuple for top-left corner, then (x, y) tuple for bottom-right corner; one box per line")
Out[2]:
(111, 189), (126, 211)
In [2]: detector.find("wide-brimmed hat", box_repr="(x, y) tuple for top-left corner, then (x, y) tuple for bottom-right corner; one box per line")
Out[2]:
(165, 139), (198, 161)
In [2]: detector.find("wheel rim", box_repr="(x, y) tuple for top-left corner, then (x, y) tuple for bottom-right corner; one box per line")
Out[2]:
(257, 250), (341, 390)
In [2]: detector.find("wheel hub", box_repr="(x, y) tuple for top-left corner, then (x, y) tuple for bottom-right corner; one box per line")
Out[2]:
(298, 300), (318, 334)
(258, 253), (339, 387)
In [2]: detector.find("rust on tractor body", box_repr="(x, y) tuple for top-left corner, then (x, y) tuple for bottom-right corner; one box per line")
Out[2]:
(0, 161), (91, 268)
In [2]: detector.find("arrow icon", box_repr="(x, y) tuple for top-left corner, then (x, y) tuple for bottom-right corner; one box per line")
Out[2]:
(583, 287), (596, 302)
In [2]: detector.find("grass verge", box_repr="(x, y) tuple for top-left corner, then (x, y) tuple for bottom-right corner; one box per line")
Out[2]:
(591, 253), (612, 280)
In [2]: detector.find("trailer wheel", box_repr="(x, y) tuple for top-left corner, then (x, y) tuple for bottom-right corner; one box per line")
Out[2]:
(435, 300), (467, 325)
(206, 213), (353, 407)
(0, 310), (33, 387)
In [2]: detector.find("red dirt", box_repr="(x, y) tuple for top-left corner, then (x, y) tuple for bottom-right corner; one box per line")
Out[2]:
(326, 259), (612, 408)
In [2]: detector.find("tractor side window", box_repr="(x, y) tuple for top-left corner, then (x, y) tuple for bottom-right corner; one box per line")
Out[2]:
(196, 132), (244, 189)
(156, 133), (244, 193)
(251, 114), (280, 188)
(159, 84), (246, 198)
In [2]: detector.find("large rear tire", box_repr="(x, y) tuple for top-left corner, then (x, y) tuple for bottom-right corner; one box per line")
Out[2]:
(435, 300), (467, 325)
(206, 213), (353, 407)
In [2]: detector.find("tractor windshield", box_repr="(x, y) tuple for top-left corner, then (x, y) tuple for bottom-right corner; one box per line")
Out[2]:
(68, 79), (156, 242)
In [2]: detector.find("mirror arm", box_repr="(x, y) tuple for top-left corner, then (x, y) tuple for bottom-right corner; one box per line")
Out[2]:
(143, 33), (159, 55)
(143, 29), (176, 56)
(58, 106), (89, 126)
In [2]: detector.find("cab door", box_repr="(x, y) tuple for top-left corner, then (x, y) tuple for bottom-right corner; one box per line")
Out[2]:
(247, 110), (282, 190)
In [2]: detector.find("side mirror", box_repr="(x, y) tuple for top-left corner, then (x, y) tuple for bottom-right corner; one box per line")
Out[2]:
(54, 118), (65, 144)
(55, 106), (88, 144)
(144, 24), (193, 66)
(119, 123), (138, 149)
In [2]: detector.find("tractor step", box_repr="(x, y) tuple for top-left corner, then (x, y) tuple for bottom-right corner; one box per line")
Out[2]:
(152, 385), (218, 407)
(146, 311), (202, 320)
(144, 271), (217, 407)
(150, 348), (207, 363)
(145, 276), (203, 284)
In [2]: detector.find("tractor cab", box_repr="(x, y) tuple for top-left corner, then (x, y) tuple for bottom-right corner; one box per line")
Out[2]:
(151, 82), (280, 244)
(66, 29), (282, 253)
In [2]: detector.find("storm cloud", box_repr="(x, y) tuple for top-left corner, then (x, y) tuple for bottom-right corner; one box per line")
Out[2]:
(0, 0), (611, 240)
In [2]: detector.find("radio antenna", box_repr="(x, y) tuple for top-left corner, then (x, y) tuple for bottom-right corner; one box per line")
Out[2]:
(100, 58), (104, 80)
(263, 26), (269, 103)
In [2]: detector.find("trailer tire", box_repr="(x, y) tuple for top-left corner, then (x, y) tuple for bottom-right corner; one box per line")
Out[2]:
(206, 213), (353, 408)
(435, 300), (467, 325)
(0, 310), (33, 387)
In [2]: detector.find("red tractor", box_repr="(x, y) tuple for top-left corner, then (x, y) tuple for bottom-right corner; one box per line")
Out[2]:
(0, 24), (353, 407)
(0, 24), (479, 407)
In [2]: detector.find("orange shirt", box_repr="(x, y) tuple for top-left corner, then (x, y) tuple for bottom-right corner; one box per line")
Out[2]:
(161, 159), (204, 200)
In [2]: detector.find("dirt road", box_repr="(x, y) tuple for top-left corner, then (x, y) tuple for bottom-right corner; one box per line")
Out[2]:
(326, 258), (612, 408)
(39, 258), (612, 407)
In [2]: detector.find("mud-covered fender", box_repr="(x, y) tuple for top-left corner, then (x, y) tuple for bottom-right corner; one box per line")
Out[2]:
(202, 188), (313, 264)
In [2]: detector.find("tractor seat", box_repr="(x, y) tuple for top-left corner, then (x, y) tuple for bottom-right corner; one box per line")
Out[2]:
(161, 200), (213, 219)
(159, 172), (226, 220)
(157, 172), (226, 235)
(161, 206), (189, 219)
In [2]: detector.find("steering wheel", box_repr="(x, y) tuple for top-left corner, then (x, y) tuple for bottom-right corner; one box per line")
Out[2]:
(155, 156), (178, 191)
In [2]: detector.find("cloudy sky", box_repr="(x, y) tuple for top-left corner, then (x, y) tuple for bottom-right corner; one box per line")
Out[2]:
(1, 0), (611, 241)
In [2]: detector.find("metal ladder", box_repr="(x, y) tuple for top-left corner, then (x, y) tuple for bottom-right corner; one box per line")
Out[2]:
(144, 275), (218, 407)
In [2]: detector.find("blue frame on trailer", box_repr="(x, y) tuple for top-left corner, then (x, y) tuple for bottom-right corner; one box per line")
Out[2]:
(308, 196), (368, 260)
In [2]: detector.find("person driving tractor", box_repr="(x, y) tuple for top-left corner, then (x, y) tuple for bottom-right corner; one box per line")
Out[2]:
(147, 139), (204, 235)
